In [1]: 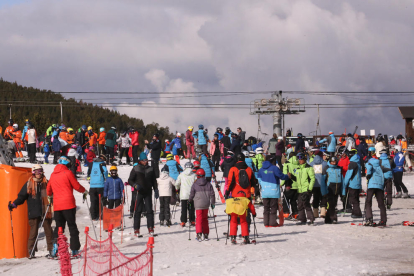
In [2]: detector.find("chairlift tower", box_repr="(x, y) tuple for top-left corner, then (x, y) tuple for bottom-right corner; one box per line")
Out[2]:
(250, 91), (306, 137)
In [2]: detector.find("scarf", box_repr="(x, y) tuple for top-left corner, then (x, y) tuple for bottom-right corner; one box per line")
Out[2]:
(27, 176), (52, 219)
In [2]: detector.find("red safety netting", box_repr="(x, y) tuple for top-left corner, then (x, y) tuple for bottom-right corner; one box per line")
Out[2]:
(58, 225), (153, 276)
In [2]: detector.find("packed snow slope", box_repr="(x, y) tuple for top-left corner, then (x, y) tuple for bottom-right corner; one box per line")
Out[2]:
(1, 160), (414, 276)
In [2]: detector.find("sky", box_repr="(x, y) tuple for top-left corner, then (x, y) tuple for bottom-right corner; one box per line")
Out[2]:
(0, 0), (413, 139)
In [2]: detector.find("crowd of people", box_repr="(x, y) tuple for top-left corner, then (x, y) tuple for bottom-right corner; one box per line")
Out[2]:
(4, 119), (414, 258)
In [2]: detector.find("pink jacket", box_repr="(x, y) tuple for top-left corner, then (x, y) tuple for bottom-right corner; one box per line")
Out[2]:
(210, 141), (224, 155)
(186, 130), (194, 146)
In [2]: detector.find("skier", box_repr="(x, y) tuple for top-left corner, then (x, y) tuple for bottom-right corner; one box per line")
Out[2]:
(75, 125), (87, 159)
(365, 156), (387, 226)
(343, 149), (362, 218)
(393, 146), (409, 198)
(309, 152), (328, 218)
(128, 152), (158, 236)
(59, 126), (69, 142)
(164, 139), (171, 156)
(189, 168), (216, 241)
(24, 123), (37, 163)
(186, 126), (196, 159)
(375, 136), (386, 158)
(4, 119), (14, 140)
(225, 191), (257, 244)
(323, 156), (343, 224)
(295, 133), (305, 153)
(192, 160), (201, 173)
(67, 128), (76, 145)
(268, 134), (277, 156)
(105, 126), (118, 164)
(257, 155), (290, 227)
(318, 131), (336, 156)
(175, 162), (197, 227)
(236, 127), (246, 146)
(86, 127), (98, 149)
(294, 153), (316, 225)
(220, 152), (236, 193)
(170, 133), (183, 158)
(103, 166), (124, 209)
(244, 151), (256, 173)
(344, 133), (355, 151)
(117, 131), (131, 165)
(229, 133), (241, 155)
(193, 124), (209, 156)
(43, 142), (50, 164)
(97, 127), (106, 155)
(87, 154), (108, 221)
(8, 164), (53, 258)
(199, 151), (215, 182)
(210, 134), (223, 171)
(221, 128), (232, 156)
(379, 149), (395, 209)
(157, 167), (176, 226)
(67, 145), (79, 176)
(129, 127), (140, 163)
(145, 133), (162, 178)
(11, 123), (24, 160)
(47, 156), (87, 257)
(86, 146), (96, 166)
(357, 137), (368, 176)
(275, 136), (285, 167)
(163, 154), (183, 180)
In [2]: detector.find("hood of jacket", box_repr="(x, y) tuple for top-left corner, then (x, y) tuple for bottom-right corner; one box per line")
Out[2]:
(93, 157), (105, 163)
(159, 172), (170, 180)
(261, 161), (273, 170)
(380, 153), (389, 160)
(327, 163), (338, 169)
(369, 159), (380, 167)
(183, 168), (193, 176)
(224, 156), (234, 164)
(235, 161), (248, 170)
(53, 164), (69, 173)
(312, 155), (323, 165)
(330, 134), (335, 139)
(350, 154), (360, 163)
(195, 177), (208, 186)
(290, 156), (298, 165)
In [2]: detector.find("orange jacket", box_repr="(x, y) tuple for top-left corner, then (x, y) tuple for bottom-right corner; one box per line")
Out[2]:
(0, 126), (2, 135)
(11, 130), (22, 148)
(86, 132), (98, 146)
(227, 161), (254, 198)
(4, 126), (14, 140)
(97, 131), (106, 145)
(59, 131), (69, 142)
(67, 133), (75, 144)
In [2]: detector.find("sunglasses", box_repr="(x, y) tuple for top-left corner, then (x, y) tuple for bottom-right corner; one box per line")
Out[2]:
(33, 169), (43, 175)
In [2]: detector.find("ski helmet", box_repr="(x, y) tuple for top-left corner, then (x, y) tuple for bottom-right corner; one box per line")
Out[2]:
(236, 153), (245, 162)
(379, 149), (388, 155)
(67, 127), (74, 133)
(329, 156), (338, 164)
(8, 119), (13, 125)
(188, 126), (194, 131)
(249, 151), (255, 157)
(297, 133), (303, 138)
(196, 169), (205, 178)
(166, 154), (174, 160)
(255, 147), (264, 154)
(296, 153), (306, 160)
(227, 150), (234, 157)
(395, 145), (401, 152)
(58, 156), (71, 166)
(216, 127), (223, 132)
(71, 145), (77, 149)
(153, 133), (159, 138)
(165, 139), (169, 143)
(87, 126), (92, 131)
(100, 127), (105, 132)
(111, 126), (116, 130)
(368, 147), (375, 152)
(99, 154), (107, 161)
(82, 125), (87, 130)
(184, 162), (194, 169)
(225, 127), (230, 131)
(193, 160), (200, 168)
(89, 146), (94, 151)
(13, 123), (18, 129)
(198, 124), (204, 129)
(176, 133), (181, 137)
(32, 164), (43, 175)
(242, 151), (249, 157)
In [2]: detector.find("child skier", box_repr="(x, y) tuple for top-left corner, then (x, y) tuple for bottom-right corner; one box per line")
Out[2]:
(175, 162), (197, 227)
(157, 167), (176, 226)
(225, 191), (257, 244)
(103, 166), (124, 209)
(189, 169), (216, 241)
(44, 142), (50, 164)
(86, 146), (96, 166)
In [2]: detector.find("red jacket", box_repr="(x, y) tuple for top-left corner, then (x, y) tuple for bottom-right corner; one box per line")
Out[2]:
(338, 156), (350, 177)
(227, 161), (254, 198)
(87, 151), (96, 163)
(186, 130), (194, 146)
(130, 131), (139, 146)
(47, 164), (86, 211)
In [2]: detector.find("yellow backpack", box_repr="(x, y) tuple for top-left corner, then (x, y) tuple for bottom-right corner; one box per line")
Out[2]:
(225, 197), (251, 216)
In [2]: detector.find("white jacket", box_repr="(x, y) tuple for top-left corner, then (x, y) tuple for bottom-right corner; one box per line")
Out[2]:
(26, 129), (37, 144)
(375, 142), (385, 158)
(345, 137), (355, 151)
(117, 135), (131, 148)
(157, 172), (176, 197)
(67, 148), (79, 158)
(175, 168), (197, 200)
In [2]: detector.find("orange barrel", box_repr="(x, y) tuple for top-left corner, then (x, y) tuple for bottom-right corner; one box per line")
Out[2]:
(0, 165), (32, 258)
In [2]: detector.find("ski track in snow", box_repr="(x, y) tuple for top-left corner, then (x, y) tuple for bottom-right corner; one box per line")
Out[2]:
(1, 158), (414, 276)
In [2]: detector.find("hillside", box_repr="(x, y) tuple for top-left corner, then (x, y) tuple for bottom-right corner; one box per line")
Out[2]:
(0, 78), (174, 144)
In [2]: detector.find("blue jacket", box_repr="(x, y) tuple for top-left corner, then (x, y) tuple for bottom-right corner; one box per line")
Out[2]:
(366, 158), (385, 190)
(393, 152), (405, 173)
(324, 164), (343, 195)
(170, 137), (182, 155)
(193, 129), (208, 145)
(343, 155), (361, 193)
(215, 132), (223, 140)
(164, 160), (183, 180)
(200, 154), (215, 178)
(44, 143), (50, 153)
(309, 155), (327, 194)
(164, 142), (171, 153)
(104, 176), (124, 200)
(257, 161), (289, 198)
(319, 134), (336, 153)
(52, 136), (61, 152)
(245, 158), (256, 172)
(379, 154), (393, 179)
(76, 145), (82, 156)
(22, 125), (29, 141)
(357, 141), (368, 160)
(88, 158), (108, 188)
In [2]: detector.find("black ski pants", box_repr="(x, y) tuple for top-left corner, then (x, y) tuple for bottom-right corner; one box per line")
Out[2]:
(212, 153), (221, 171)
(151, 158), (160, 178)
(98, 144), (106, 156)
(53, 151), (61, 164)
(325, 183), (341, 223)
(89, 187), (104, 220)
(198, 144), (208, 156)
(365, 188), (387, 223)
(27, 143), (36, 162)
(283, 188), (298, 215)
(348, 188), (362, 217)
(119, 147), (131, 164)
(384, 178), (393, 206)
(394, 171), (408, 193)
(108, 199), (122, 209)
(275, 155), (282, 168)
(298, 192), (314, 223)
(53, 208), (81, 251)
(262, 198), (278, 226)
(68, 156), (77, 177)
(312, 187), (326, 209)
(159, 196), (171, 221)
(134, 192), (154, 230)
(106, 146), (115, 162)
(132, 145), (140, 163)
(181, 200), (195, 223)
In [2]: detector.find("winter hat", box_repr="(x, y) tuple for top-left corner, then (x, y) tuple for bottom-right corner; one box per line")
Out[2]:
(139, 152), (148, 161)
(329, 131), (334, 134)
(287, 144), (292, 149)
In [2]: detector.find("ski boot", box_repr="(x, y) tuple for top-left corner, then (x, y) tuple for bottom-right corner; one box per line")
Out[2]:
(166, 220), (172, 227)
(332, 220), (337, 224)
(402, 193), (410, 198)
(72, 250), (80, 258)
(351, 215), (362, 219)
(307, 219), (314, 226)
(364, 219), (374, 227)
(180, 222), (185, 228)
(129, 213), (133, 219)
(377, 221), (387, 227)
(196, 233), (203, 242)
(242, 236), (250, 244)
(395, 192), (402, 198)
(148, 228), (154, 236)
(190, 221), (196, 227)
(203, 234), (209, 241)
(134, 229), (140, 236)
(296, 221), (306, 226)
(160, 221), (164, 226)
(231, 236), (237, 244)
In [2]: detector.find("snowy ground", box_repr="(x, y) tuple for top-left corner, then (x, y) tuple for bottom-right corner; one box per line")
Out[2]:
(1, 156), (414, 276)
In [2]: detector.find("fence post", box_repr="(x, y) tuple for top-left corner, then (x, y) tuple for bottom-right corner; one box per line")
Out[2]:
(84, 227), (89, 276)
(147, 236), (154, 276)
(109, 224), (113, 276)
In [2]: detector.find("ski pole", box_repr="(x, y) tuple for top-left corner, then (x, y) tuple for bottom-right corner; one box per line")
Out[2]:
(225, 215), (230, 245)
(84, 198), (98, 240)
(253, 216), (258, 245)
(188, 203), (191, 241)
(283, 192), (292, 216)
(30, 204), (51, 258)
(342, 189), (349, 217)
(9, 208), (16, 258)
(211, 208), (219, 241)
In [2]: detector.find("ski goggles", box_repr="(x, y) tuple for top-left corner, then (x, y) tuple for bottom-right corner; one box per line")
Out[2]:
(32, 169), (44, 175)
(297, 155), (306, 160)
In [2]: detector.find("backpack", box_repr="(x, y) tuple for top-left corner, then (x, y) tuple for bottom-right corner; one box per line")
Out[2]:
(247, 136), (257, 146)
(238, 169), (250, 189)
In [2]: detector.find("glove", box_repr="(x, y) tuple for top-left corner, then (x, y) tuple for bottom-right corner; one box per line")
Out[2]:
(154, 189), (159, 199)
(8, 201), (16, 211)
(285, 186), (291, 191)
(102, 197), (108, 206)
(83, 190), (89, 201)
(211, 204), (215, 210)
(134, 184), (141, 191)
(124, 182), (129, 186)
(87, 177), (90, 181)
(108, 173), (111, 177)
(252, 211), (257, 218)
(224, 190), (230, 199)
(47, 196), (53, 204)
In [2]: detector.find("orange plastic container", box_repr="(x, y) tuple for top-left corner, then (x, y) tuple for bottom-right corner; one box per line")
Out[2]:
(0, 165), (32, 259)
